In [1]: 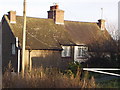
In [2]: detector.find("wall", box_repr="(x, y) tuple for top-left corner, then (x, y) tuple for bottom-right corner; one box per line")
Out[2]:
(25, 47), (74, 70)
(0, 22), (2, 89)
(2, 17), (18, 72)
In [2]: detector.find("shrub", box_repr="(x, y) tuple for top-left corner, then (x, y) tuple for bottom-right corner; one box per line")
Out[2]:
(66, 62), (82, 76)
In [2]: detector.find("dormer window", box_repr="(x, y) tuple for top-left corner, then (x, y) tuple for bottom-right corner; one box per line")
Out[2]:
(61, 46), (71, 57)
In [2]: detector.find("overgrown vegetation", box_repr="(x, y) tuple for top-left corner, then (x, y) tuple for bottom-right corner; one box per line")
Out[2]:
(3, 60), (120, 88)
(3, 63), (96, 88)
(65, 62), (82, 76)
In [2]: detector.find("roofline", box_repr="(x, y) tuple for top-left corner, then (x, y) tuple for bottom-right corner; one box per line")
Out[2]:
(7, 15), (98, 24)
(64, 20), (97, 24)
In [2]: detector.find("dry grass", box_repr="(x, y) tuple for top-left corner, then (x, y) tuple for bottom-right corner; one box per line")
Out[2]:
(3, 65), (96, 88)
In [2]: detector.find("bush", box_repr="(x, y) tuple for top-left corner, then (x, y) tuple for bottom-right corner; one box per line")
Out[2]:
(66, 62), (82, 76)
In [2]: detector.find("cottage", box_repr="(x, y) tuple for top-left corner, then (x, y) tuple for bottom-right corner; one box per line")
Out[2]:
(1, 5), (115, 72)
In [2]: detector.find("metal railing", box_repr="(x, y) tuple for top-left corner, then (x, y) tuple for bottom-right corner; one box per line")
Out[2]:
(83, 68), (120, 77)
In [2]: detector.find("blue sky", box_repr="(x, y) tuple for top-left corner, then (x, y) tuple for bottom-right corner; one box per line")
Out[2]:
(0, 0), (119, 31)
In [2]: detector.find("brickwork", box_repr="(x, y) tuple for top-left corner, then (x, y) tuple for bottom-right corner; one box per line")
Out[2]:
(48, 5), (64, 24)
(8, 11), (16, 23)
(98, 19), (105, 30)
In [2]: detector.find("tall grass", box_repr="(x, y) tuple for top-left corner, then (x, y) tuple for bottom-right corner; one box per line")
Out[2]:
(3, 65), (96, 88)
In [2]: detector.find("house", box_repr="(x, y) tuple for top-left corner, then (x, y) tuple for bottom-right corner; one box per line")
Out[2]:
(1, 5), (115, 72)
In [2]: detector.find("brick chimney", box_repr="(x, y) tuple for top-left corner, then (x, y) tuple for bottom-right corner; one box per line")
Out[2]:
(98, 19), (105, 30)
(47, 4), (64, 25)
(8, 11), (16, 23)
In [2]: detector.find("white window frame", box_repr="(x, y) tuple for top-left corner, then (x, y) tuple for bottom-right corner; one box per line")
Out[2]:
(61, 46), (71, 57)
(12, 43), (16, 55)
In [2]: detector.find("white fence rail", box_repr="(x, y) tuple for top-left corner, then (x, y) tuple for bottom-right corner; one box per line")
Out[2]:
(83, 68), (120, 77)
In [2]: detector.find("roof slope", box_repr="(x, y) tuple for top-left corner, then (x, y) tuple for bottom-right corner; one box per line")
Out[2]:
(4, 15), (114, 51)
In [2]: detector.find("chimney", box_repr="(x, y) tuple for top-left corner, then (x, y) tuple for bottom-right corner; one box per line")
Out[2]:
(98, 19), (105, 30)
(8, 11), (16, 23)
(47, 4), (64, 25)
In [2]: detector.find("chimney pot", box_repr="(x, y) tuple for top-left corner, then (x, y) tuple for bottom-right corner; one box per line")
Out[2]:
(55, 5), (59, 9)
(50, 4), (59, 10)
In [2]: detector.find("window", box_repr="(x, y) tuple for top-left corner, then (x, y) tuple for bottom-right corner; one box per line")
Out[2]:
(77, 46), (88, 58)
(0, 44), (1, 56)
(12, 44), (16, 55)
(61, 46), (71, 57)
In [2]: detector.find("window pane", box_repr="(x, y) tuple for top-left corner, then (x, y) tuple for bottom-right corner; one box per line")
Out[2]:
(66, 46), (70, 56)
(78, 48), (81, 56)
(12, 44), (16, 55)
(61, 46), (71, 57)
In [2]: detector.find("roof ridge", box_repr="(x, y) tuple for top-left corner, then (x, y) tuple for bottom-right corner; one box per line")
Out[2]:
(14, 15), (97, 24)
(64, 20), (97, 24)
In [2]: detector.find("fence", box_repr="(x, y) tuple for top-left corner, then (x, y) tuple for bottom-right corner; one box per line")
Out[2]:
(83, 68), (120, 77)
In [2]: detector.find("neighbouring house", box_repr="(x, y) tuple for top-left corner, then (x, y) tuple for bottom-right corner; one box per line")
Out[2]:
(1, 5), (116, 72)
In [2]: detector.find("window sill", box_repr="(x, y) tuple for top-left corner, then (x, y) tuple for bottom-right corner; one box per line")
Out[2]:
(61, 56), (71, 58)
(76, 56), (88, 59)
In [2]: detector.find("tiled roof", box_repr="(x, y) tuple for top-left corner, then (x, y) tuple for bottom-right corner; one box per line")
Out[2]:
(4, 15), (115, 51)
